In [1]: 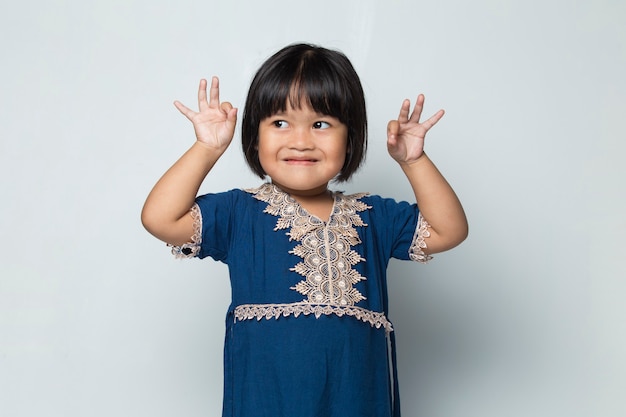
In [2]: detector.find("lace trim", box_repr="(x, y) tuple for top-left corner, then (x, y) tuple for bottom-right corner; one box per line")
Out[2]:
(247, 184), (371, 307)
(248, 183), (369, 241)
(409, 212), (432, 263)
(234, 302), (393, 333)
(169, 203), (202, 259)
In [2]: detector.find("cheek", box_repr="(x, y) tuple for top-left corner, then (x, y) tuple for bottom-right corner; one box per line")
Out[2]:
(256, 140), (274, 172)
(335, 147), (347, 163)
(334, 138), (349, 165)
(338, 153), (347, 170)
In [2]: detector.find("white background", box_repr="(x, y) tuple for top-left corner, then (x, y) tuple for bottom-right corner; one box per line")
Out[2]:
(1, 1), (625, 416)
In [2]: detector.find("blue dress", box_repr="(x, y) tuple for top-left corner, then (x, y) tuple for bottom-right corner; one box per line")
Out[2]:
(172, 183), (431, 417)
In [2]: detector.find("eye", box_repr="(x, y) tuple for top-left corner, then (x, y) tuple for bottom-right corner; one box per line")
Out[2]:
(313, 121), (330, 129)
(273, 120), (289, 128)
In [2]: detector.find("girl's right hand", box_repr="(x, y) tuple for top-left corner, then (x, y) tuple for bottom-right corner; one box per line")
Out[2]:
(174, 77), (238, 151)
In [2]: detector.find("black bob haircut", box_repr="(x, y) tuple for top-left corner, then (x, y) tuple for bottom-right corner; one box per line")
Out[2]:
(242, 43), (367, 182)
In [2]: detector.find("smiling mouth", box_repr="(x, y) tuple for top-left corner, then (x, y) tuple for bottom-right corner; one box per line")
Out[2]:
(285, 158), (318, 164)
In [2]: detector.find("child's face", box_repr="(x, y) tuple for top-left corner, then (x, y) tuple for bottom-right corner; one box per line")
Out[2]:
(258, 101), (348, 196)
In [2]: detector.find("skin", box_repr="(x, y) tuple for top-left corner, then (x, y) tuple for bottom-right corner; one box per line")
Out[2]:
(142, 76), (468, 254)
(257, 104), (348, 220)
(387, 96), (468, 253)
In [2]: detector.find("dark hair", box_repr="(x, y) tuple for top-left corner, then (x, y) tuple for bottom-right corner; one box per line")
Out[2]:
(242, 43), (367, 182)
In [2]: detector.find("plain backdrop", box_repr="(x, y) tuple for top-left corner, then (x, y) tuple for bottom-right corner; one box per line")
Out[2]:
(1, 1), (625, 416)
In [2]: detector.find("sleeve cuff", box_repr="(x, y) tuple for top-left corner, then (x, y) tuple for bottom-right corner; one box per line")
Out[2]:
(409, 212), (433, 263)
(168, 203), (202, 259)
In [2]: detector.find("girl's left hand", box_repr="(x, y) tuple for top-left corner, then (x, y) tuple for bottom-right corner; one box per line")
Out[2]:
(387, 94), (444, 164)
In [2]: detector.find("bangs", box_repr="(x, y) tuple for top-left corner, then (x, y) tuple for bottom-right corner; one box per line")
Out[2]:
(257, 55), (350, 122)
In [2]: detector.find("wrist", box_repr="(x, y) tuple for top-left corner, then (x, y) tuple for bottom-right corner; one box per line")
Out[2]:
(193, 140), (229, 155)
(397, 152), (429, 169)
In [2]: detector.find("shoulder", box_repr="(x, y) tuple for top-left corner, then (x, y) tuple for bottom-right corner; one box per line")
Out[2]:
(196, 187), (256, 201)
(342, 192), (414, 211)
(331, 191), (415, 226)
(195, 187), (260, 211)
(351, 193), (419, 228)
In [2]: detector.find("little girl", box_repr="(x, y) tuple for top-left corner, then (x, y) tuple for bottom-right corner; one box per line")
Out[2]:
(142, 43), (467, 417)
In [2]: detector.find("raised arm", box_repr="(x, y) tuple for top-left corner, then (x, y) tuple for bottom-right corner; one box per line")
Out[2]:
(141, 77), (238, 246)
(387, 95), (468, 255)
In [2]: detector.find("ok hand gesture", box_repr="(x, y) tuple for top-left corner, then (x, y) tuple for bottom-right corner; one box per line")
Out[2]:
(387, 94), (444, 165)
(174, 77), (238, 151)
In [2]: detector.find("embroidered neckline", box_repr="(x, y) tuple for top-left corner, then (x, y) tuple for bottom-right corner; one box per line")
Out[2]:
(247, 183), (371, 307)
(247, 183), (369, 240)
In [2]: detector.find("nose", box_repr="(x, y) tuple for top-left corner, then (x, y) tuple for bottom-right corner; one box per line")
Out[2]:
(288, 127), (315, 150)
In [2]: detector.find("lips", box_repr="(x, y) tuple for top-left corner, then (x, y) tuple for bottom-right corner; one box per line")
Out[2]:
(284, 157), (318, 164)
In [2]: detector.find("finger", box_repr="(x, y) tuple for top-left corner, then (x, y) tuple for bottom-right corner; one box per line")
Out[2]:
(409, 94), (425, 122)
(208, 76), (220, 108)
(197, 78), (209, 110)
(397, 99), (411, 121)
(221, 101), (233, 113)
(421, 109), (445, 131)
(173, 100), (196, 119)
(387, 120), (399, 143)
(221, 102), (238, 124)
(227, 107), (238, 123)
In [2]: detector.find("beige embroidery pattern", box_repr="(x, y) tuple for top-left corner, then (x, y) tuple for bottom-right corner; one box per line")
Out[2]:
(234, 302), (393, 333)
(409, 213), (433, 263)
(250, 184), (371, 307)
(168, 186), (430, 333)
(169, 203), (202, 259)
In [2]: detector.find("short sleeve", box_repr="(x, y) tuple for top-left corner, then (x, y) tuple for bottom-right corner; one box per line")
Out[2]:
(169, 189), (239, 262)
(364, 195), (432, 263)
